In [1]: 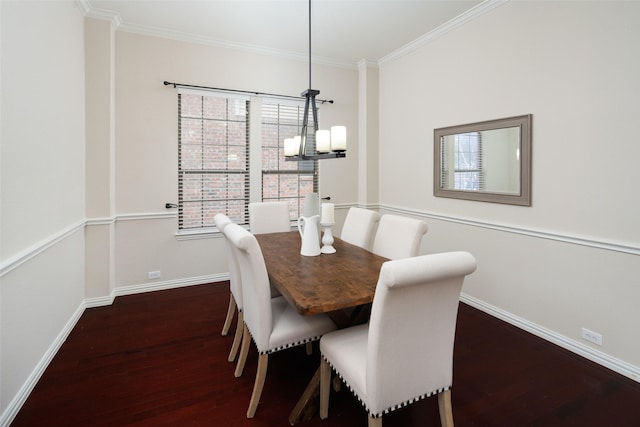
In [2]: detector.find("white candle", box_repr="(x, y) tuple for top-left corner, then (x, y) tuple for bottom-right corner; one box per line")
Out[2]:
(321, 203), (334, 223)
(316, 130), (331, 153)
(330, 126), (347, 152)
(284, 138), (297, 156)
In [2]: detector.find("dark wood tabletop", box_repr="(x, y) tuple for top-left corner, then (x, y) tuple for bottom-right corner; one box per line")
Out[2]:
(255, 231), (388, 316)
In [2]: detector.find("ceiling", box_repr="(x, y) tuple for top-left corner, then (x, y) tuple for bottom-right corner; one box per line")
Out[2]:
(86, 0), (485, 67)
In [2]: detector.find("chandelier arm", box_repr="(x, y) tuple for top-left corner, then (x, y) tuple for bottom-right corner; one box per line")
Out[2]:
(300, 96), (311, 157)
(310, 94), (319, 133)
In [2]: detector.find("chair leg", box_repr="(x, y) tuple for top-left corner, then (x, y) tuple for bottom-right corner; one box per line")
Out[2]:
(332, 375), (342, 392)
(438, 389), (454, 427)
(319, 358), (331, 419)
(234, 324), (251, 378)
(247, 353), (269, 418)
(228, 310), (243, 362)
(368, 415), (382, 427)
(221, 293), (236, 336)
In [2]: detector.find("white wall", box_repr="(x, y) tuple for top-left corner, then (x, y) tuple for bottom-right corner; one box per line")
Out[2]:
(1, 7), (359, 423)
(379, 1), (640, 377)
(84, 17), (116, 301)
(3, 1), (638, 424)
(0, 0), (86, 422)
(107, 31), (359, 288)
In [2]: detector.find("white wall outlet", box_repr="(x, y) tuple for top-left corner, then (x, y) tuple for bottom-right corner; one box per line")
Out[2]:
(148, 271), (161, 280)
(581, 327), (603, 346)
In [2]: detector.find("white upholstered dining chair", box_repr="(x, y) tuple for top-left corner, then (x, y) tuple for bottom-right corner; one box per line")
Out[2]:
(371, 214), (428, 260)
(340, 207), (381, 250)
(214, 214), (245, 365)
(224, 222), (337, 418)
(248, 201), (291, 234)
(319, 251), (477, 427)
(214, 213), (234, 337)
(248, 201), (290, 301)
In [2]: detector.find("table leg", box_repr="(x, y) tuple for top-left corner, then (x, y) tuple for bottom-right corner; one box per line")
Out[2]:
(350, 303), (372, 325)
(289, 304), (372, 425)
(288, 367), (321, 425)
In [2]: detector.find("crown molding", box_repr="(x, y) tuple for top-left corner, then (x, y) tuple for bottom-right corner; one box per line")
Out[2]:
(358, 59), (379, 70)
(378, 0), (508, 65)
(75, 0), (90, 15)
(78, 0), (355, 70)
(117, 21), (356, 70)
(76, 0), (122, 27)
(77, 0), (504, 70)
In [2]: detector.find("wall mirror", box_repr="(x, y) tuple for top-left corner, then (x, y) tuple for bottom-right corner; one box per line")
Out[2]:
(434, 114), (532, 206)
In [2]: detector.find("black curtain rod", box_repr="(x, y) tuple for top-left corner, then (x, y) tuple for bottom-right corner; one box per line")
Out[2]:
(163, 81), (333, 104)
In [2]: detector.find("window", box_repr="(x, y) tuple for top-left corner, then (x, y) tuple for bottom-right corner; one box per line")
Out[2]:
(178, 91), (250, 229)
(261, 100), (318, 221)
(177, 90), (317, 232)
(452, 132), (484, 191)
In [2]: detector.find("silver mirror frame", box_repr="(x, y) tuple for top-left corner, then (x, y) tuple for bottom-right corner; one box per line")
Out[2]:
(434, 114), (532, 206)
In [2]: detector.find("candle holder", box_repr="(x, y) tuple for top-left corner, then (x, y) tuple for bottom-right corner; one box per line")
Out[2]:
(320, 222), (336, 254)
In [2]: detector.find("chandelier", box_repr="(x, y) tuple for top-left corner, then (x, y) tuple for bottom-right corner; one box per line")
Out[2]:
(284, 0), (347, 161)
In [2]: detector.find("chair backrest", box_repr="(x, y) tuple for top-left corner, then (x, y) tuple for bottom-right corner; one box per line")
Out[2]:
(340, 207), (381, 250)
(215, 214), (243, 308)
(224, 222), (273, 353)
(213, 213), (233, 233)
(366, 251), (477, 415)
(249, 201), (291, 234)
(371, 214), (428, 260)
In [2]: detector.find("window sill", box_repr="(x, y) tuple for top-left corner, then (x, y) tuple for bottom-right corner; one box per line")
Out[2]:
(174, 225), (251, 241)
(175, 228), (222, 241)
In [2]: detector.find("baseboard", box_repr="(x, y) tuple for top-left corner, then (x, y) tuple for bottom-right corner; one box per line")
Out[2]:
(84, 274), (230, 308)
(460, 293), (640, 383)
(84, 294), (116, 308)
(113, 273), (228, 298)
(0, 274), (229, 427)
(0, 302), (85, 427)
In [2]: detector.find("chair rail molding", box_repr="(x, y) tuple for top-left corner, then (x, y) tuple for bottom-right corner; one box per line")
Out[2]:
(380, 204), (640, 256)
(1, 213), (179, 278)
(0, 220), (86, 278)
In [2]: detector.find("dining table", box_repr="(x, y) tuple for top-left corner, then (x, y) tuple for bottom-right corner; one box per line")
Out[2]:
(254, 231), (388, 425)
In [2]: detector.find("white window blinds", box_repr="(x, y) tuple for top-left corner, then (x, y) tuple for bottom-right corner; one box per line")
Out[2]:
(261, 99), (318, 220)
(440, 131), (484, 191)
(178, 90), (250, 229)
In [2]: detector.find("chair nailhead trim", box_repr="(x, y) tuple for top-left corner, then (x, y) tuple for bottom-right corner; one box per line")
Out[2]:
(244, 326), (322, 355)
(322, 355), (451, 418)
(264, 335), (322, 355)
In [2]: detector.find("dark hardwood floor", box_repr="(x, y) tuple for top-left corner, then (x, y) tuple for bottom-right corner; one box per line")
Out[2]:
(11, 282), (640, 426)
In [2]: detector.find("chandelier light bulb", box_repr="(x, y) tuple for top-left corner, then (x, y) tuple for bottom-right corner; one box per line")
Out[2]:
(330, 126), (347, 152)
(316, 130), (331, 153)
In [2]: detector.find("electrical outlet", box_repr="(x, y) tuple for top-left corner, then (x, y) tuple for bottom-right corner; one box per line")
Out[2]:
(148, 271), (161, 280)
(582, 328), (602, 346)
